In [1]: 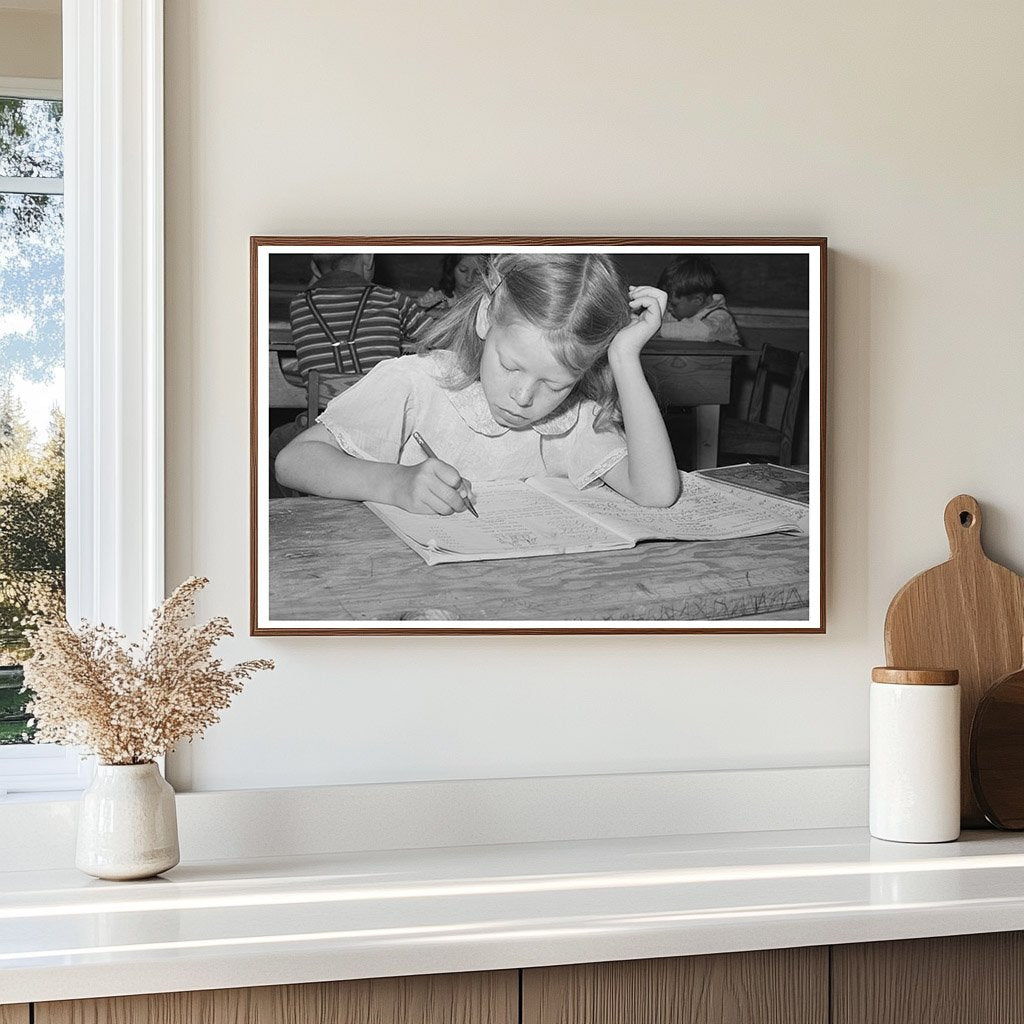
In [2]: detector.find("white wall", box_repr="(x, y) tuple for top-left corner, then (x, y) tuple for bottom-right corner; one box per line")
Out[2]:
(163, 1), (1024, 792)
(0, 7), (61, 80)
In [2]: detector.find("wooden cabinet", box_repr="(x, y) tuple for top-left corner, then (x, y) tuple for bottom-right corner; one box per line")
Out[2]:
(34, 972), (518, 1024)
(832, 932), (1024, 1024)
(13, 933), (1024, 1024)
(522, 948), (828, 1024)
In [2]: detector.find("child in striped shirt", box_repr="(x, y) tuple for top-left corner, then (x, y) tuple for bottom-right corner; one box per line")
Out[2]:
(289, 252), (432, 402)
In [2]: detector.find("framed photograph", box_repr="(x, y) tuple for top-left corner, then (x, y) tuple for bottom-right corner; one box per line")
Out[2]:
(250, 236), (826, 635)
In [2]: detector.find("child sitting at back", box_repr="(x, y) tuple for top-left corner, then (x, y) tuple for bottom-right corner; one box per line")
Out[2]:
(656, 255), (741, 344)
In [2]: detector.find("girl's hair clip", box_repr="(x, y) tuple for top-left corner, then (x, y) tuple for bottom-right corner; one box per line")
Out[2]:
(482, 262), (504, 295)
(484, 257), (511, 295)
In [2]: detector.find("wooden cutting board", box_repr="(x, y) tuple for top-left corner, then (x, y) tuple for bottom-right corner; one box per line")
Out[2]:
(884, 494), (1024, 826)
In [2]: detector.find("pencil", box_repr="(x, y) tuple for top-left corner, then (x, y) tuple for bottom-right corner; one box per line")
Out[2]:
(411, 430), (480, 518)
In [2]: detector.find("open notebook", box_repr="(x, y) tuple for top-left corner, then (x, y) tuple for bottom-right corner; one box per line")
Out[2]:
(366, 471), (808, 566)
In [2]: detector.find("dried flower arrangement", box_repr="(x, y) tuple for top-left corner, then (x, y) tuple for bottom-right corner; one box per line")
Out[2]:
(22, 577), (273, 765)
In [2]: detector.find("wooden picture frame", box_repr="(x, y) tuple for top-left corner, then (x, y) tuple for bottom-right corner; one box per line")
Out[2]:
(251, 236), (826, 635)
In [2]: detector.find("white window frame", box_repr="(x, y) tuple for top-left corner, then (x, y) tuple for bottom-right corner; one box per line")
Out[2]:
(0, 77), (61, 101)
(0, 75), (84, 796)
(0, 0), (165, 797)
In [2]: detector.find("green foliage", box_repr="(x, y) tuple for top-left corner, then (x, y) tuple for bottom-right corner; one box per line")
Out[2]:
(0, 388), (65, 694)
(0, 665), (31, 743)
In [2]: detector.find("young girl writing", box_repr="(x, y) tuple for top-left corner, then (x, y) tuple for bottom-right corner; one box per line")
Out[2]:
(274, 253), (681, 512)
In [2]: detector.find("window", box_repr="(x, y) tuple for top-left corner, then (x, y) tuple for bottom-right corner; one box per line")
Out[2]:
(0, 6), (166, 798)
(0, 80), (82, 794)
(0, 79), (85, 795)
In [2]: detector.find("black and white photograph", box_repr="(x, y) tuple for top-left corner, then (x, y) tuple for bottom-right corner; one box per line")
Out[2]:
(250, 238), (825, 634)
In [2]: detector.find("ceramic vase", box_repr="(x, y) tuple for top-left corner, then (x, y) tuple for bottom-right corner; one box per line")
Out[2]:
(76, 762), (180, 880)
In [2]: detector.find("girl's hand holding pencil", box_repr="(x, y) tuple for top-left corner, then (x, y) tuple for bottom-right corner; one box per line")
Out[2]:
(396, 431), (478, 517)
(395, 458), (475, 516)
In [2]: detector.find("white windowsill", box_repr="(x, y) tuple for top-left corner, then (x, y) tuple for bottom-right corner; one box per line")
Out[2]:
(0, 745), (94, 798)
(0, 789), (85, 804)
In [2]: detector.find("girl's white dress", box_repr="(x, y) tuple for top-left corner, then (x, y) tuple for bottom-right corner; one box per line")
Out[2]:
(317, 351), (627, 489)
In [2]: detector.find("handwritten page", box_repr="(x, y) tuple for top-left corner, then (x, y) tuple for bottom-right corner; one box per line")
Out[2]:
(529, 473), (804, 543)
(366, 471), (803, 566)
(689, 472), (810, 534)
(366, 479), (630, 563)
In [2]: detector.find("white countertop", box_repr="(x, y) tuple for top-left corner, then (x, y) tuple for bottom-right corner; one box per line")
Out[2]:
(4, 826), (1024, 1004)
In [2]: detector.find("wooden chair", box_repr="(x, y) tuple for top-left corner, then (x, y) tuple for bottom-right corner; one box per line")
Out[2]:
(303, 368), (366, 427)
(718, 343), (808, 466)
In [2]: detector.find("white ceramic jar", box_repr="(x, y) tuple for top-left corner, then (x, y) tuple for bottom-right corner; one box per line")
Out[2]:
(870, 667), (961, 843)
(76, 762), (180, 880)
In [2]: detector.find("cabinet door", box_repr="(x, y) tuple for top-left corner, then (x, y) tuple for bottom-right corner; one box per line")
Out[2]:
(35, 971), (518, 1024)
(523, 948), (828, 1024)
(0, 1007), (30, 1024)
(832, 932), (1024, 1024)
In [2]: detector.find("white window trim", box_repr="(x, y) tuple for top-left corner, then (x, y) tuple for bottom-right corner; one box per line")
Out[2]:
(63, 0), (164, 633)
(0, 2), (165, 797)
(0, 744), (92, 796)
(0, 76), (62, 101)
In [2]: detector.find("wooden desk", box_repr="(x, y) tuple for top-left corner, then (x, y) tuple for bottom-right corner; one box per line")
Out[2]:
(267, 497), (808, 624)
(641, 339), (748, 469)
(269, 322), (297, 351)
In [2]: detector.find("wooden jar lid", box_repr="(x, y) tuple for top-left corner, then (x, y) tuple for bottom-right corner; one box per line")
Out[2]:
(871, 667), (960, 686)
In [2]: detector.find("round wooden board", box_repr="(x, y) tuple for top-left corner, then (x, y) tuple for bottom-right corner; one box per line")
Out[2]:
(971, 663), (1024, 829)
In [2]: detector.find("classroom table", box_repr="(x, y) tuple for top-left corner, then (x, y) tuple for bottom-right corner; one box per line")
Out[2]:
(266, 494), (810, 625)
(268, 324), (747, 471)
(640, 338), (749, 469)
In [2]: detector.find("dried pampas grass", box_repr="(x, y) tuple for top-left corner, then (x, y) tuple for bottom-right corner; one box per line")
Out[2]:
(22, 577), (273, 765)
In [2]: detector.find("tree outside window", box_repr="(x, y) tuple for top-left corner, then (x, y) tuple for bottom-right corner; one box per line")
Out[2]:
(0, 94), (65, 744)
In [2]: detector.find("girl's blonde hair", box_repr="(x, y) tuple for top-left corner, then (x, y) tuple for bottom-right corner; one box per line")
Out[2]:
(417, 252), (629, 430)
